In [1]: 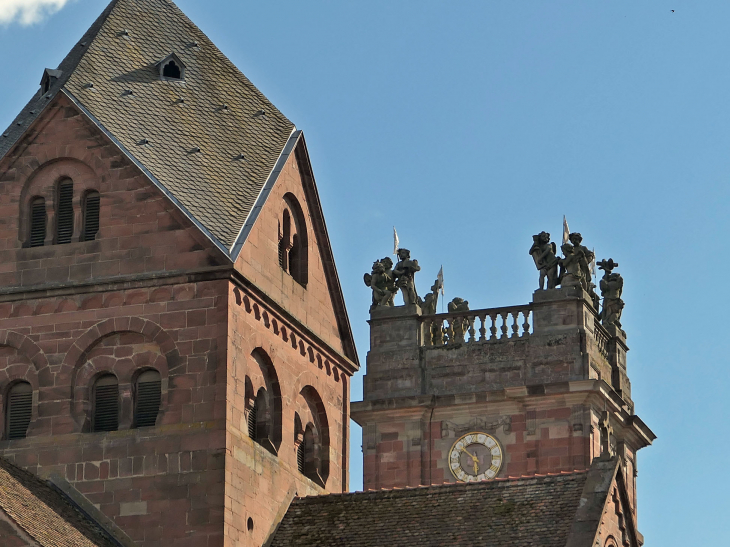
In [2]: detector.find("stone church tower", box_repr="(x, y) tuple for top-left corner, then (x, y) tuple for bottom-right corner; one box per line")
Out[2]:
(352, 270), (655, 522)
(0, 1), (358, 546)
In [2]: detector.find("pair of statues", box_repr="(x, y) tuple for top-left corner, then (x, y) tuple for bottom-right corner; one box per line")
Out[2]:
(364, 249), (421, 311)
(529, 231), (594, 292)
(530, 231), (624, 329)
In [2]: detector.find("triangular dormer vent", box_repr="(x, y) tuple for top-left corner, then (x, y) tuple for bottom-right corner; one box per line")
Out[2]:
(40, 68), (63, 94)
(157, 53), (185, 81)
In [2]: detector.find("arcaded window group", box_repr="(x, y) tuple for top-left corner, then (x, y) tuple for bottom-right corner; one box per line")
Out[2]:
(27, 178), (100, 247)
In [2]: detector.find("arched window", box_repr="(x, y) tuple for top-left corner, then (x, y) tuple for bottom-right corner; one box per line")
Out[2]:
(299, 386), (329, 486)
(5, 382), (32, 440)
(246, 349), (282, 455)
(92, 375), (119, 432)
(29, 197), (46, 247)
(279, 194), (308, 286)
(83, 191), (100, 241)
(56, 179), (74, 244)
(134, 370), (161, 428)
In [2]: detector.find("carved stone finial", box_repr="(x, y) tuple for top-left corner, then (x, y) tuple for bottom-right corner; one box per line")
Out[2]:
(364, 258), (397, 311)
(529, 231), (559, 290)
(393, 248), (420, 305)
(598, 258), (625, 332)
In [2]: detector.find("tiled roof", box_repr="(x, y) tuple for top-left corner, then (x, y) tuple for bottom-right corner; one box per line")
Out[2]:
(0, 0), (296, 253)
(0, 458), (119, 547)
(269, 471), (590, 547)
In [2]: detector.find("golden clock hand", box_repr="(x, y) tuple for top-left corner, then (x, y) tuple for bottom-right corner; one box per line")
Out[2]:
(462, 447), (478, 460)
(473, 460), (479, 475)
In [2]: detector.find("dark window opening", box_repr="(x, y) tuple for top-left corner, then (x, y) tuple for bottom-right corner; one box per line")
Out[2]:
(163, 60), (182, 79)
(278, 210), (291, 272)
(281, 195), (308, 286)
(29, 197), (46, 247)
(93, 375), (119, 432)
(302, 424), (324, 486)
(249, 388), (276, 455)
(134, 370), (161, 428)
(56, 179), (74, 244)
(83, 191), (100, 241)
(6, 382), (32, 440)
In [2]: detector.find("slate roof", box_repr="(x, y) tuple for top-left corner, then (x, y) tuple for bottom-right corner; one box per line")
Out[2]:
(0, 458), (119, 547)
(0, 0), (295, 253)
(269, 471), (590, 547)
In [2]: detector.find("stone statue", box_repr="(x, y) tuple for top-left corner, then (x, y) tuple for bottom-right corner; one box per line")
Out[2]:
(558, 243), (585, 288)
(419, 280), (443, 344)
(418, 280), (441, 316)
(380, 256), (397, 305)
(598, 259), (624, 332)
(446, 297), (470, 344)
(393, 248), (421, 305)
(568, 233), (594, 291)
(529, 231), (560, 290)
(363, 259), (397, 311)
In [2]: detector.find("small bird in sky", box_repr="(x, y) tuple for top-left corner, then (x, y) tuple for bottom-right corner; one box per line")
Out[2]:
(671, 9), (675, 12)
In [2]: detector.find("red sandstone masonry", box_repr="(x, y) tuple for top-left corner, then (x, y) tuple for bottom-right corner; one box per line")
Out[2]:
(0, 93), (355, 547)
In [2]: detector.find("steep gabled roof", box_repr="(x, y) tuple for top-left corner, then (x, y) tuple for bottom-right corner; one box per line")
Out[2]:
(0, 458), (119, 547)
(268, 471), (591, 547)
(0, 0), (295, 254)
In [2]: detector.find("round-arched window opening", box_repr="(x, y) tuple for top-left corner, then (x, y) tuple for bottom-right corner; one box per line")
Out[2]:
(163, 60), (182, 79)
(247, 518), (254, 532)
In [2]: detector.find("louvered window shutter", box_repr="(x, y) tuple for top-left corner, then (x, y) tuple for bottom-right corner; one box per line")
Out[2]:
(56, 180), (74, 244)
(93, 376), (119, 432)
(248, 401), (258, 439)
(29, 198), (46, 247)
(6, 383), (32, 440)
(84, 192), (100, 241)
(297, 442), (305, 473)
(135, 371), (161, 428)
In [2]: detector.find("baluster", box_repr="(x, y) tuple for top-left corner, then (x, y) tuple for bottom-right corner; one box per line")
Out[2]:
(423, 318), (433, 347)
(500, 312), (509, 339)
(445, 318), (454, 345)
(511, 311), (520, 338)
(522, 310), (531, 337)
(468, 315), (476, 343)
(479, 314), (487, 341)
(435, 319), (445, 346)
(489, 313), (498, 340)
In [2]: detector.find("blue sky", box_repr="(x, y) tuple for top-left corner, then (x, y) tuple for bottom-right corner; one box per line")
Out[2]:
(1, 1), (727, 544)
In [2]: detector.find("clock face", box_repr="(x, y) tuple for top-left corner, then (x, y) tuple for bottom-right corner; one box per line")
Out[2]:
(448, 432), (504, 483)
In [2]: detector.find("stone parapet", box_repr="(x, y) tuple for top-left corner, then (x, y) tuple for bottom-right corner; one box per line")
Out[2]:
(362, 289), (632, 409)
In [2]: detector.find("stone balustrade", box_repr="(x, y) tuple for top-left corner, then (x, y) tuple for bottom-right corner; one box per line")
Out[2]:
(421, 304), (533, 347)
(594, 322), (610, 360)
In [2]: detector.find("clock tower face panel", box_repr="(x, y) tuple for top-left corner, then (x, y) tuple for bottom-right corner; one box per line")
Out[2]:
(448, 432), (504, 482)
